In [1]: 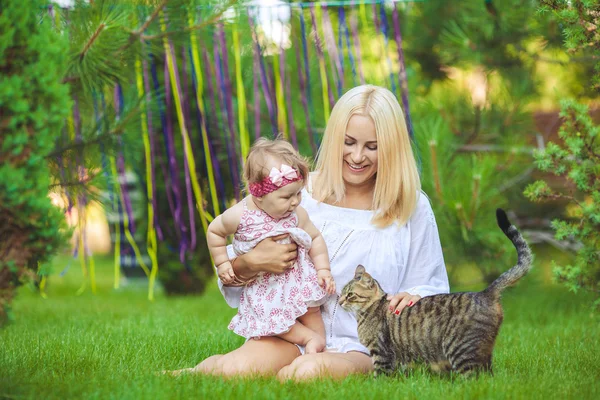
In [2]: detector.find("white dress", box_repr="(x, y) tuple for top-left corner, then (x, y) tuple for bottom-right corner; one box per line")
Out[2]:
(218, 175), (449, 355)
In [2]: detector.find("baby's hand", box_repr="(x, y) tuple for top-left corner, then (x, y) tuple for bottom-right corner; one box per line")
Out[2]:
(217, 261), (235, 284)
(317, 269), (336, 295)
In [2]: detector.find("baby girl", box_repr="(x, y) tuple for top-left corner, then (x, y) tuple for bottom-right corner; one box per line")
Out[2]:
(207, 138), (336, 354)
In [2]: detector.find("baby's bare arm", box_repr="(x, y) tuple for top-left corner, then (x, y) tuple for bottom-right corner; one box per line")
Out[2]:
(207, 201), (244, 268)
(296, 206), (330, 272)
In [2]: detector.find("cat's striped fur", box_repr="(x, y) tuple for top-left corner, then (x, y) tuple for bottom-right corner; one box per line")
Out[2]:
(339, 209), (533, 376)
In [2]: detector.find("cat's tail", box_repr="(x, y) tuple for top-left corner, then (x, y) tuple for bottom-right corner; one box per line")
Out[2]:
(483, 209), (533, 299)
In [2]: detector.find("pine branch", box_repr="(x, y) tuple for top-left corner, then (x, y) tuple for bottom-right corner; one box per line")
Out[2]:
(140, 0), (238, 42)
(118, 0), (169, 52)
(80, 23), (106, 61)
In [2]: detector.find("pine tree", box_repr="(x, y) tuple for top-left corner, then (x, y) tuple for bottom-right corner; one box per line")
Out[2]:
(525, 0), (600, 307)
(0, 0), (71, 324)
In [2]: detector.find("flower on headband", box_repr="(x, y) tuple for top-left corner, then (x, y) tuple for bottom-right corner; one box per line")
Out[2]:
(269, 164), (298, 186)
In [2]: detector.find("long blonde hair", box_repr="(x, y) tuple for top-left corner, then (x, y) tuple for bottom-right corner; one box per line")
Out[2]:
(314, 85), (421, 227)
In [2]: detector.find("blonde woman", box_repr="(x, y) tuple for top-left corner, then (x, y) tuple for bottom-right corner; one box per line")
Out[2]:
(187, 85), (449, 380)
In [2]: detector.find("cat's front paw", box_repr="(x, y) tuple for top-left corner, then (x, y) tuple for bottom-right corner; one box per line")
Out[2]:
(373, 367), (394, 378)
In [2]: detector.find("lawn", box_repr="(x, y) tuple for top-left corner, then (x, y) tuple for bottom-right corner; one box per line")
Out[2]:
(1, 249), (599, 400)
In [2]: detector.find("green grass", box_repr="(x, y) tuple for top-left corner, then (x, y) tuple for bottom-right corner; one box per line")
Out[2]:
(1, 251), (599, 400)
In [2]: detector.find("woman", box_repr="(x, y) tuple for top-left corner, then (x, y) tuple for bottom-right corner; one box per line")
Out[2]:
(191, 85), (448, 380)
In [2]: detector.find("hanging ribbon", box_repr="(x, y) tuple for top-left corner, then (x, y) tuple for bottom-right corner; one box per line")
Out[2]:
(339, 7), (358, 86)
(371, 2), (390, 88)
(350, 4), (366, 85)
(200, 44), (229, 212)
(163, 54), (187, 255)
(252, 42), (261, 140)
(392, 1), (414, 138)
(189, 10), (221, 216)
(70, 97), (94, 294)
(135, 50), (159, 301)
(292, 8), (316, 154)
(114, 87), (137, 237)
(109, 154), (150, 277)
(298, 6), (318, 152)
(248, 13), (279, 136)
(232, 17), (250, 160)
(213, 31), (242, 199)
(310, 4), (331, 121)
(216, 22), (242, 194)
(150, 54), (180, 243)
(112, 84), (150, 278)
(321, 5), (344, 97)
(160, 11), (210, 237)
(273, 35), (289, 140)
(178, 46), (198, 255)
(378, 2), (397, 94)
(141, 55), (163, 241)
(93, 91), (122, 289)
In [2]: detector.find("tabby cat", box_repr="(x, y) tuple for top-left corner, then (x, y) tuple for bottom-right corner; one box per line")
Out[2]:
(339, 209), (533, 376)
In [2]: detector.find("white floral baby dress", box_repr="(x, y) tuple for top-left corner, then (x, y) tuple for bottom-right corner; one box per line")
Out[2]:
(228, 199), (328, 338)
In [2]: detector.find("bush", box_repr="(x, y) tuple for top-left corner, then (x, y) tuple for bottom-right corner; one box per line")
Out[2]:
(0, 0), (71, 325)
(525, 100), (600, 307)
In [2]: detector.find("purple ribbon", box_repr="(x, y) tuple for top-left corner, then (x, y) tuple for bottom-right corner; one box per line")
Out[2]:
(292, 9), (316, 154)
(310, 5), (335, 108)
(392, 2), (414, 138)
(350, 3), (365, 85)
(248, 14), (279, 136)
(321, 5), (344, 97)
(163, 56), (186, 250)
(142, 55), (163, 240)
(113, 86), (136, 235)
(378, 2), (397, 94)
(200, 44), (229, 212)
(173, 44), (196, 255)
(213, 30), (241, 199)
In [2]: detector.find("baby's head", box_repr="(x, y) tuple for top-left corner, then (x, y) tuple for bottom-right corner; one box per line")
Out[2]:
(244, 138), (310, 219)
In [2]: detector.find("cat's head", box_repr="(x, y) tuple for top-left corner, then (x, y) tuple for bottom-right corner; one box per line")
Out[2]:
(339, 265), (385, 313)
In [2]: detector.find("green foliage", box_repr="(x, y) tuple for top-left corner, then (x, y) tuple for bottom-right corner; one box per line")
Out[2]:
(539, 0), (600, 90)
(414, 99), (531, 282)
(525, 0), (600, 308)
(525, 99), (600, 307)
(0, 0), (71, 325)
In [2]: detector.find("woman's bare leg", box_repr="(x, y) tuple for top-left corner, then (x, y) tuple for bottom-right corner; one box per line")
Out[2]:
(277, 351), (373, 382)
(297, 307), (325, 339)
(277, 320), (325, 354)
(177, 336), (301, 377)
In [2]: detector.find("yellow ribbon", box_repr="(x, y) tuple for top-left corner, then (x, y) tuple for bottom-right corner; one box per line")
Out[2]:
(189, 10), (221, 216)
(161, 11), (211, 235)
(314, 5), (330, 121)
(135, 53), (159, 301)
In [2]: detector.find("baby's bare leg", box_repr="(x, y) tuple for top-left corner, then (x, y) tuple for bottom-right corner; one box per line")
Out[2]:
(297, 307), (325, 339)
(277, 320), (325, 354)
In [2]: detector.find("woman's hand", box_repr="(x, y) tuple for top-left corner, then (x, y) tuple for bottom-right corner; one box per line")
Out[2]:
(386, 292), (421, 316)
(244, 234), (298, 275)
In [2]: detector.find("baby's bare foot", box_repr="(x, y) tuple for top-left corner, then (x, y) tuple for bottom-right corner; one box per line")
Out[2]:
(305, 335), (326, 354)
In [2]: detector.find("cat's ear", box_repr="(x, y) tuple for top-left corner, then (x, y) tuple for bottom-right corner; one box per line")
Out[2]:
(354, 265), (366, 280)
(361, 272), (374, 287)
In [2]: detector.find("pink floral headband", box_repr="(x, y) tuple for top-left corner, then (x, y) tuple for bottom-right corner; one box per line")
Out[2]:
(248, 164), (303, 197)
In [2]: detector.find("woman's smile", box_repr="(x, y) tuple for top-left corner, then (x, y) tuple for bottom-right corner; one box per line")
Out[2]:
(345, 160), (369, 173)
